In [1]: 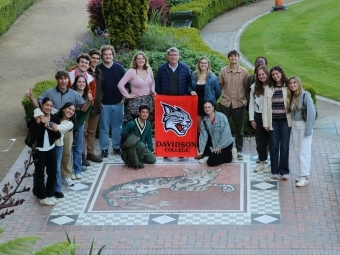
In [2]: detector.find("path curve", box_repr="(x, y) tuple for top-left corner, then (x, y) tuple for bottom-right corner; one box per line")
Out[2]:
(0, 0), (89, 178)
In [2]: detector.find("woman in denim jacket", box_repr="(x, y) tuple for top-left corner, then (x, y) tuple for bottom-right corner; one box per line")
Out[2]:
(189, 57), (221, 133)
(287, 76), (316, 187)
(197, 100), (234, 166)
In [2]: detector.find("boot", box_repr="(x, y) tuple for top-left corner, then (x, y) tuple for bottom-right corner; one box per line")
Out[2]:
(82, 153), (90, 166)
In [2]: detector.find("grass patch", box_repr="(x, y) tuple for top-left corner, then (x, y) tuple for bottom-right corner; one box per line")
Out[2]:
(240, 0), (340, 101)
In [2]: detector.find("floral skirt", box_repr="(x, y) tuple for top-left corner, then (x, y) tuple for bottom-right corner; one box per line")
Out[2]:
(126, 94), (154, 116)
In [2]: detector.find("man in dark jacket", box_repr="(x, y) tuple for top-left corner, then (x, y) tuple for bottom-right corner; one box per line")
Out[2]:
(155, 47), (192, 95)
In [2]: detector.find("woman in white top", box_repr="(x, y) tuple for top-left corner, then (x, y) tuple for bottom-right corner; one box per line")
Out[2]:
(287, 76), (316, 187)
(249, 65), (270, 173)
(118, 52), (156, 120)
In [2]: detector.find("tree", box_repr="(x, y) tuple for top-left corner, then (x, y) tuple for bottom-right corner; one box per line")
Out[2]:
(102, 0), (150, 49)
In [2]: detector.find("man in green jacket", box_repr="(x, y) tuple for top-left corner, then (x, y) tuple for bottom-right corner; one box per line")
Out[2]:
(120, 105), (156, 168)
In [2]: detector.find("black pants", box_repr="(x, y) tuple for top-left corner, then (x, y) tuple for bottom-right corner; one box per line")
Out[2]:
(254, 112), (269, 161)
(33, 147), (57, 199)
(205, 142), (233, 167)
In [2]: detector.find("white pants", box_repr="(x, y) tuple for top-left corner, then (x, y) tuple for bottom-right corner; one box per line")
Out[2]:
(291, 120), (312, 177)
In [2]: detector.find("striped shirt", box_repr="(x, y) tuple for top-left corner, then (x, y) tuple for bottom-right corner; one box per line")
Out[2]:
(272, 86), (286, 120)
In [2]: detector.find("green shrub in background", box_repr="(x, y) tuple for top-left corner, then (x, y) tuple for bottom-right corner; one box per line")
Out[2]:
(170, 0), (243, 29)
(0, 0), (35, 36)
(21, 80), (56, 120)
(102, 0), (149, 49)
(167, 0), (192, 6)
(303, 83), (317, 105)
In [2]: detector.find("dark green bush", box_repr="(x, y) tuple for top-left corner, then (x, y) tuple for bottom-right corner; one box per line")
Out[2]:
(0, 0), (35, 36)
(303, 83), (317, 104)
(103, 0), (149, 49)
(21, 80), (56, 120)
(167, 0), (192, 6)
(170, 0), (243, 29)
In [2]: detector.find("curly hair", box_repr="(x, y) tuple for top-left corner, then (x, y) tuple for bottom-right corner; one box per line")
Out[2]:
(268, 65), (288, 87)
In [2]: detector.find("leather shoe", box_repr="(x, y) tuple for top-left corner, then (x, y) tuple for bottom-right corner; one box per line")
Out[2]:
(87, 154), (103, 162)
(82, 153), (90, 166)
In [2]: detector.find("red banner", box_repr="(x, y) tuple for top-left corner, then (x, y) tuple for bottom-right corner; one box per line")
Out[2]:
(155, 95), (198, 157)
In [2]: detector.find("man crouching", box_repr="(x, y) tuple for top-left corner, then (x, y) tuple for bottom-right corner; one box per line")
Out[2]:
(120, 105), (156, 169)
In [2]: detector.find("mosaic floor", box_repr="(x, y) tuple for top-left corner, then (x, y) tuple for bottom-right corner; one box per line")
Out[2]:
(46, 154), (280, 226)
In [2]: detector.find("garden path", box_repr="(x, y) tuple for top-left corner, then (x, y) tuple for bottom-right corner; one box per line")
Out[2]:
(0, 0), (89, 178)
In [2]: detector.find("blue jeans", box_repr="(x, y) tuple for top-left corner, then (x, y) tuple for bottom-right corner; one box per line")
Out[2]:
(73, 124), (84, 175)
(99, 104), (124, 150)
(55, 145), (63, 192)
(269, 120), (291, 175)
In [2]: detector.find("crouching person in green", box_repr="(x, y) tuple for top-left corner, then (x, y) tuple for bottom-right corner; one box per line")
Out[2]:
(120, 105), (156, 169)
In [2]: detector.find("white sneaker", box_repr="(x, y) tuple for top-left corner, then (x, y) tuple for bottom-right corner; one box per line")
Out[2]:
(71, 174), (76, 180)
(63, 178), (75, 187)
(295, 177), (301, 182)
(232, 148), (237, 161)
(48, 197), (59, 204)
(271, 174), (280, 180)
(198, 156), (209, 164)
(263, 165), (271, 173)
(254, 164), (265, 172)
(40, 198), (55, 206)
(237, 152), (244, 160)
(296, 177), (308, 187)
(76, 174), (82, 180)
(281, 174), (290, 180)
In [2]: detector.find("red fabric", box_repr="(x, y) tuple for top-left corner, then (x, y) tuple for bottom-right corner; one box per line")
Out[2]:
(155, 95), (197, 157)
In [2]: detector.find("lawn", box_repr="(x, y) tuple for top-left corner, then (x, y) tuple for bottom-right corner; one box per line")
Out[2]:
(240, 0), (340, 101)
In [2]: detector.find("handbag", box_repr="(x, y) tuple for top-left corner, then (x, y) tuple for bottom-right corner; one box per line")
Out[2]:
(25, 120), (36, 148)
(301, 93), (318, 121)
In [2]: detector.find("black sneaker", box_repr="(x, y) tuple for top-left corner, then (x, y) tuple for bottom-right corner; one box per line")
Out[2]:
(101, 150), (108, 157)
(54, 192), (64, 198)
(113, 149), (121, 155)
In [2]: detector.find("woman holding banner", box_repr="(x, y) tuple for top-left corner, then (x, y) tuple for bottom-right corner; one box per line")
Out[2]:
(197, 100), (234, 166)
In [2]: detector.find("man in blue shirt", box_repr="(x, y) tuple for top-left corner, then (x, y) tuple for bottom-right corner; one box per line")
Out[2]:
(97, 45), (126, 157)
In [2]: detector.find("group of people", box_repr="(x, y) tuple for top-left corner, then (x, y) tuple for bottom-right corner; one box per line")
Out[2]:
(24, 46), (316, 206)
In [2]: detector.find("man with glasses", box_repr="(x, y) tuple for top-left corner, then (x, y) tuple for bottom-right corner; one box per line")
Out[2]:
(155, 47), (192, 95)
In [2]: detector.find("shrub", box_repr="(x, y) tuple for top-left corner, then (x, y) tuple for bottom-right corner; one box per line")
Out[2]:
(103, 0), (149, 49)
(166, 0), (192, 6)
(0, 0), (35, 36)
(22, 80), (56, 120)
(54, 30), (110, 72)
(138, 25), (190, 52)
(303, 83), (317, 104)
(87, 0), (106, 31)
(170, 0), (243, 29)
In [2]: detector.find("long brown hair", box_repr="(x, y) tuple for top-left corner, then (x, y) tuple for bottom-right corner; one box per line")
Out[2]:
(254, 65), (269, 97)
(72, 75), (89, 100)
(287, 76), (303, 113)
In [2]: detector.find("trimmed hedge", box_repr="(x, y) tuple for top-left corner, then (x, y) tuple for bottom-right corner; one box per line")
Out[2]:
(21, 80), (56, 120)
(0, 0), (35, 36)
(170, 0), (243, 29)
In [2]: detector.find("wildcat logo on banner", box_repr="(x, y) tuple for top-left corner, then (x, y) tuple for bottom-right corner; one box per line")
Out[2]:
(155, 95), (197, 157)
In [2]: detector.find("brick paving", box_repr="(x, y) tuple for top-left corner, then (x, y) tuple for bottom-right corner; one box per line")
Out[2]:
(1, 135), (340, 254)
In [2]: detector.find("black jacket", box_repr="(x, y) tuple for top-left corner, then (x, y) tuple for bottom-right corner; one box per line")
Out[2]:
(28, 114), (61, 148)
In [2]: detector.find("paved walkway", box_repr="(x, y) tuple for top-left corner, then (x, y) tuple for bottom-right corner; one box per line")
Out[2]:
(1, 0), (340, 254)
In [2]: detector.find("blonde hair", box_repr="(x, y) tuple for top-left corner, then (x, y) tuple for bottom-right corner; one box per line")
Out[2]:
(287, 76), (303, 112)
(100, 45), (115, 59)
(196, 56), (212, 77)
(130, 52), (150, 70)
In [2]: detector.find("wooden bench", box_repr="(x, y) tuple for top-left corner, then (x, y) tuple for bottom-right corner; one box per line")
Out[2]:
(171, 10), (193, 28)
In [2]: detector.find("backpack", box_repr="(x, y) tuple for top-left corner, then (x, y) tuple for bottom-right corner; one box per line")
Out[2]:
(301, 92), (318, 121)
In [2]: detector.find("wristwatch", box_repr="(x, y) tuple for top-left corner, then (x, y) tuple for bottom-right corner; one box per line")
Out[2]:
(48, 121), (53, 128)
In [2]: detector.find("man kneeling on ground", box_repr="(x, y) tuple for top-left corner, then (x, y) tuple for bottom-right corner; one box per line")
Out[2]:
(120, 105), (156, 169)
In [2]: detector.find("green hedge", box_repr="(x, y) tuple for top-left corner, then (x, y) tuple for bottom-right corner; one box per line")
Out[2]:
(21, 80), (56, 120)
(170, 0), (243, 29)
(0, 0), (35, 36)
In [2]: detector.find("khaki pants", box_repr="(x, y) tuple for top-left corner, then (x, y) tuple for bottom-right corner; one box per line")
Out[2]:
(83, 114), (99, 155)
(62, 130), (73, 179)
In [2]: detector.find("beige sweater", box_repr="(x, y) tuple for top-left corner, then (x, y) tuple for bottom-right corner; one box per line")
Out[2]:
(262, 86), (292, 130)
